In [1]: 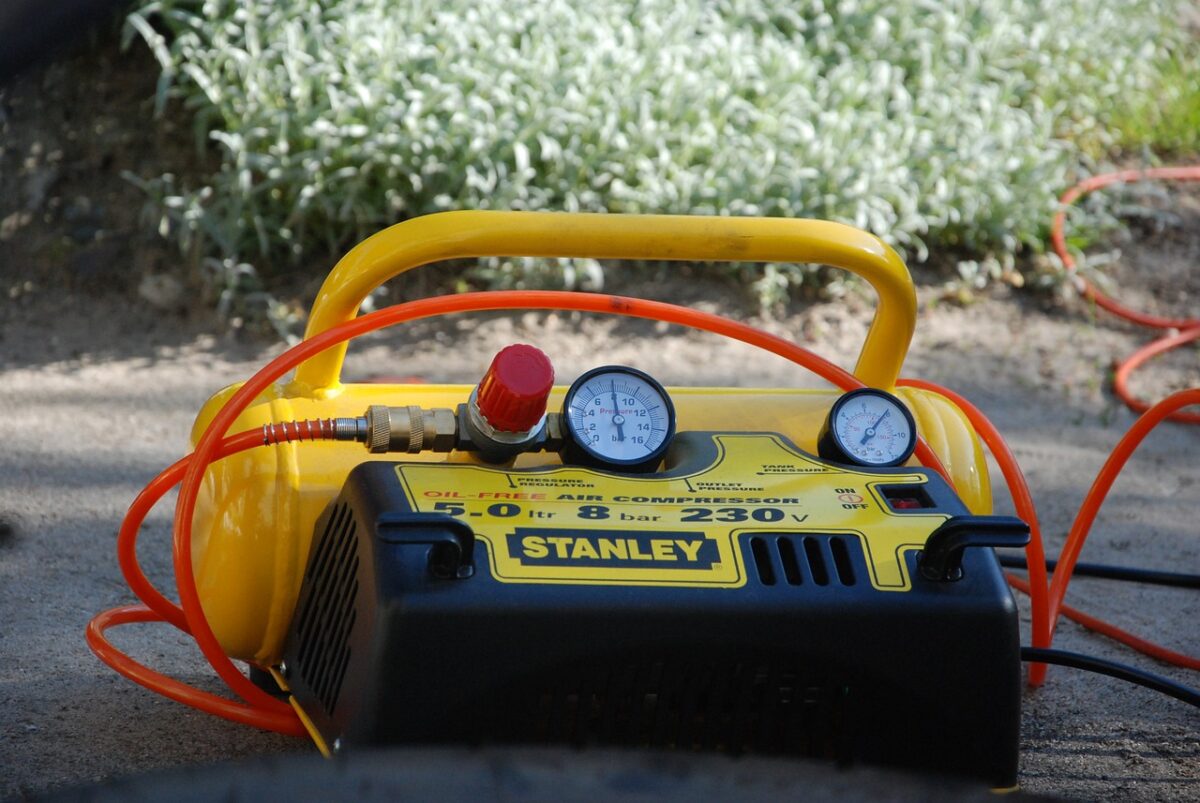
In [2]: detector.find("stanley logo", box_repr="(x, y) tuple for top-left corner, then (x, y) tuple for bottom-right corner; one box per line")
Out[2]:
(506, 528), (718, 569)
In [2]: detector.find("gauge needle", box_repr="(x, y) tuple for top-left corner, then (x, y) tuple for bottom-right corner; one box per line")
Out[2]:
(610, 381), (625, 441)
(860, 409), (889, 445)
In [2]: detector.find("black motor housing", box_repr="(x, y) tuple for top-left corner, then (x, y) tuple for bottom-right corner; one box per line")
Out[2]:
(280, 438), (1022, 786)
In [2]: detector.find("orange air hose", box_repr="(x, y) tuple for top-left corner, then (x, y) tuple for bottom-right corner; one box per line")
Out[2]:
(90, 428), (316, 735)
(897, 379), (1053, 685)
(93, 291), (952, 733)
(900, 380), (1200, 683)
(1051, 166), (1200, 424)
(91, 274), (1198, 732)
(1046, 387), (1200, 640)
(1007, 574), (1200, 672)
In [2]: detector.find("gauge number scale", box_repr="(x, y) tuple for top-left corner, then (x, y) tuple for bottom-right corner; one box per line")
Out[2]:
(818, 388), (917, 468)
(562, 367), (675, 470)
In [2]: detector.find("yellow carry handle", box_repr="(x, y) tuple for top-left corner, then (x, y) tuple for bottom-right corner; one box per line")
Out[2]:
(190, 212), (995, 665)
(292, 211), (916, 394)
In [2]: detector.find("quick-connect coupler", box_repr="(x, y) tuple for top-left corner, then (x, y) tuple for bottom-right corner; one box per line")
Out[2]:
(362, 405), (458, 453)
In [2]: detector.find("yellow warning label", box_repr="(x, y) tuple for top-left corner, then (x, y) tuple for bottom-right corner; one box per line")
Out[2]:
(394, 434), (948, 590)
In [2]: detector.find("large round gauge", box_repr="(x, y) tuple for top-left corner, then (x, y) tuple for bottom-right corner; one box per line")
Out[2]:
(817, 388), (917, 468)
(561, 366), (676, 472)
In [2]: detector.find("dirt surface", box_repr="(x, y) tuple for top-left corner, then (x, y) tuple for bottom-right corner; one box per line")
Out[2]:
(1, 25), (1199, 803)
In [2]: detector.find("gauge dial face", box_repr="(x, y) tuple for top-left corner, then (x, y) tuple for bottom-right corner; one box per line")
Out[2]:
(563, 366), (675, 469)
(828, 389), (917, 467)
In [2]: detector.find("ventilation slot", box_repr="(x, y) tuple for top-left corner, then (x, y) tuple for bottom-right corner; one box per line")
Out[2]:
(294, 503), (360, 715)
(804, 537), (829, 585)
(778, 537), (802, 585)
(830, 537), (856, 585)
(748, 535), (860, 588)
(529, 658), (847, 758)
(750, 537), (775, 585)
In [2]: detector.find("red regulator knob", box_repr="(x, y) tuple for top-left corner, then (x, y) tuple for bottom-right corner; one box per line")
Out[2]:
(475, 344), (554, 433)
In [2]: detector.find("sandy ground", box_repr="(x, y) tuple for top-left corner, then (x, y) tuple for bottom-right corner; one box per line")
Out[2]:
(0, 260), (1197, 800)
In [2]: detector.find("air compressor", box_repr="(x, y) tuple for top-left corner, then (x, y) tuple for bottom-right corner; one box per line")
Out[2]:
(110, 210), (1200, 790)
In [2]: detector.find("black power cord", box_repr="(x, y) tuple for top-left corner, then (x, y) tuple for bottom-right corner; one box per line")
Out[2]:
(1006, 555), (1199, 706)
(1000, 555), (1200, 589)
(1022, 647), (1200, 708)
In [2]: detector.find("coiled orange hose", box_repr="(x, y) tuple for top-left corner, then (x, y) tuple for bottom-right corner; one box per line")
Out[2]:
(1051, 166), (1200, 424)
(90, 428), (311, 735)
(90, 278), (1197, 734)
(91, 291), (953, 734)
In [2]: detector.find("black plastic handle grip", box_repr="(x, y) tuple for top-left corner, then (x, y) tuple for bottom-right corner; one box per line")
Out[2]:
(378, 513), (476, 579)
(919, 515), (1031, 582)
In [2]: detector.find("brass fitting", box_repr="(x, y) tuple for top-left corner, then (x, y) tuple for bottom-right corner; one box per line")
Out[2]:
(362, 405), (457, 453)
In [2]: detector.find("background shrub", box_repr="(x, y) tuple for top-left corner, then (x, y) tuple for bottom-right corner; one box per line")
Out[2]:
(126, 0), (1191, 306)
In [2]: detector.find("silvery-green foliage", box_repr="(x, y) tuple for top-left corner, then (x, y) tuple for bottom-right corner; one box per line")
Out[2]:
(126, 0), (1181, 301)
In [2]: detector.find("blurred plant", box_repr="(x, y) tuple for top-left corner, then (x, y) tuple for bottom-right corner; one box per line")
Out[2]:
(205, 257), (306, 342)
(123, 0), (1190, 313)
(1112, 45), (1200, 157)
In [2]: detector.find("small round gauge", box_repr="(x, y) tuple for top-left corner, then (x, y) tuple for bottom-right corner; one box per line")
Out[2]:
(817, 388), (917, 468)
(562, 366), (676, 472)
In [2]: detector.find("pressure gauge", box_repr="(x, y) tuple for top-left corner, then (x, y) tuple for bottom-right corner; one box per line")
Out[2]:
(817, 388), (917, 468)
(562, 366), (676, 472)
